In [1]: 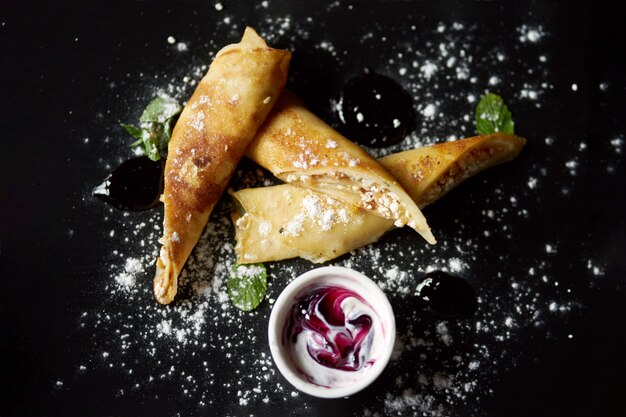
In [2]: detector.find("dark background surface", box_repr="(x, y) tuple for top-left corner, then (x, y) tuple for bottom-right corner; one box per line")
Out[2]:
(1, 2), (625, 416)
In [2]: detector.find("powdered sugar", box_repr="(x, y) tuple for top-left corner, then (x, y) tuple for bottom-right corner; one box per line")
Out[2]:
(281, 192), (351, 236)
(420, 62), (438, 80)
(517, 24), (546, 43)
(65, 6), (617, 417)
(421, 103), (436, 119)
(113, 257), (143, 290)
(188, 110), (205, 132)
(611, 136), (623, 154)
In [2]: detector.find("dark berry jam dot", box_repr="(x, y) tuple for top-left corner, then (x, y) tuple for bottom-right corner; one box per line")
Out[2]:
(337, 71), (414, 148)
(415, 271), (477, 319)
(93, 156), (164, 211)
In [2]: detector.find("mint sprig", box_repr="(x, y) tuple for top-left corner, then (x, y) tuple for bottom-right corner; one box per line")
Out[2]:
(122, 96), (183, 161)
(475, 93), (515, 135)
(227, 263), (268, 312)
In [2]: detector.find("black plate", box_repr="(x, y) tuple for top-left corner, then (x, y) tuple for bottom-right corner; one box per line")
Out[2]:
(2, 2), (625, 416)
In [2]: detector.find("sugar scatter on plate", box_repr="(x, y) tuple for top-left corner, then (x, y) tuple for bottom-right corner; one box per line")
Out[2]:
(66, 5), (617, 417)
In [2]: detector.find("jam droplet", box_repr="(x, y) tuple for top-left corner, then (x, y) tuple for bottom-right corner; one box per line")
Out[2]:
(93, 156), (164, 211)
(337, 72), (414, 148)
(415, 271), (477, 319)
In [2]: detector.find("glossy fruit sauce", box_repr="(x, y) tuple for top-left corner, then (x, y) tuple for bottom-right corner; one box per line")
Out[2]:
(92, 156), (164, 211)
(415, 271), (478, 319)
(336, 71), (414, 148)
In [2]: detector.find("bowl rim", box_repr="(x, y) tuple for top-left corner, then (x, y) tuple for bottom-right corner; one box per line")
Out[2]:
(267, 266), (396, 399)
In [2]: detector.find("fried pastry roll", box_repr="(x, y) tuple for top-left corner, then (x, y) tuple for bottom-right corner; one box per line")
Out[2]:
(153, 27), (291, 304)
(232, 133), (525, 264)
(245, 91), (436, 245)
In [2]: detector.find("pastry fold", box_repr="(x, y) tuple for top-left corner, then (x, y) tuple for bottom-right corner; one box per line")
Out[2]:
(245, 91), (436, 244)
(232, 133), (526, 264)
(154, 27), (291, 304)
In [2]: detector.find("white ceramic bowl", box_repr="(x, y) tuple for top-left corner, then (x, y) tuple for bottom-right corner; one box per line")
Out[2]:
(268, 266), (396, 398)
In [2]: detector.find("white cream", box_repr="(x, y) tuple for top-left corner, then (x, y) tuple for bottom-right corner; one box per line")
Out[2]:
(288, 290), (386, 388)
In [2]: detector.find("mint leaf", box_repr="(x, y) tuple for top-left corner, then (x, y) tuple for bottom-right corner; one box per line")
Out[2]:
(121, 123), (142, 140)
(475, 93), (515, 135)
(122, 95), (183, 161)
(227, 263), (268, 312)
(162, 117), (175, 143)
(139, 96), (182, 124)
(141, 127), (163, 161)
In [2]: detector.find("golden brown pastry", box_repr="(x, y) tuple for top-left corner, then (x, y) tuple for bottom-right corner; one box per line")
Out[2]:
(245, 91), (436, 245)
(153, 27), (291, 304)
(231, 185), (391, 263)
(378, 133), (526, 207)
(232, 133), (526, 263)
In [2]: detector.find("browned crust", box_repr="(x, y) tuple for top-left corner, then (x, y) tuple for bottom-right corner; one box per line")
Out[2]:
(379, 133), (526, 206)
(247, 92), (393, 182)
(153, 27), (291, 304)
(232, 133), (526, 264)
(245, 91), (436, 243)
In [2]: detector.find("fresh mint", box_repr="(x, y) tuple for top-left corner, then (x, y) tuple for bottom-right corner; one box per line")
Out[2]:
(475, 93), (515, 135)
(227, 263), (268, 312)
(122, 96), (183, 161)
(121, 123), (142, 139)
(139, 96), (183, 124)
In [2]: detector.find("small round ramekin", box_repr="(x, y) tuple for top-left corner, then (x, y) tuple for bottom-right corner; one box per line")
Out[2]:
(268, 266), (396, 398)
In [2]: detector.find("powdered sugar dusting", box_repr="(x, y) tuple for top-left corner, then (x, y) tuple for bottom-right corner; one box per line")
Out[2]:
(67, 5), (618, 417)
